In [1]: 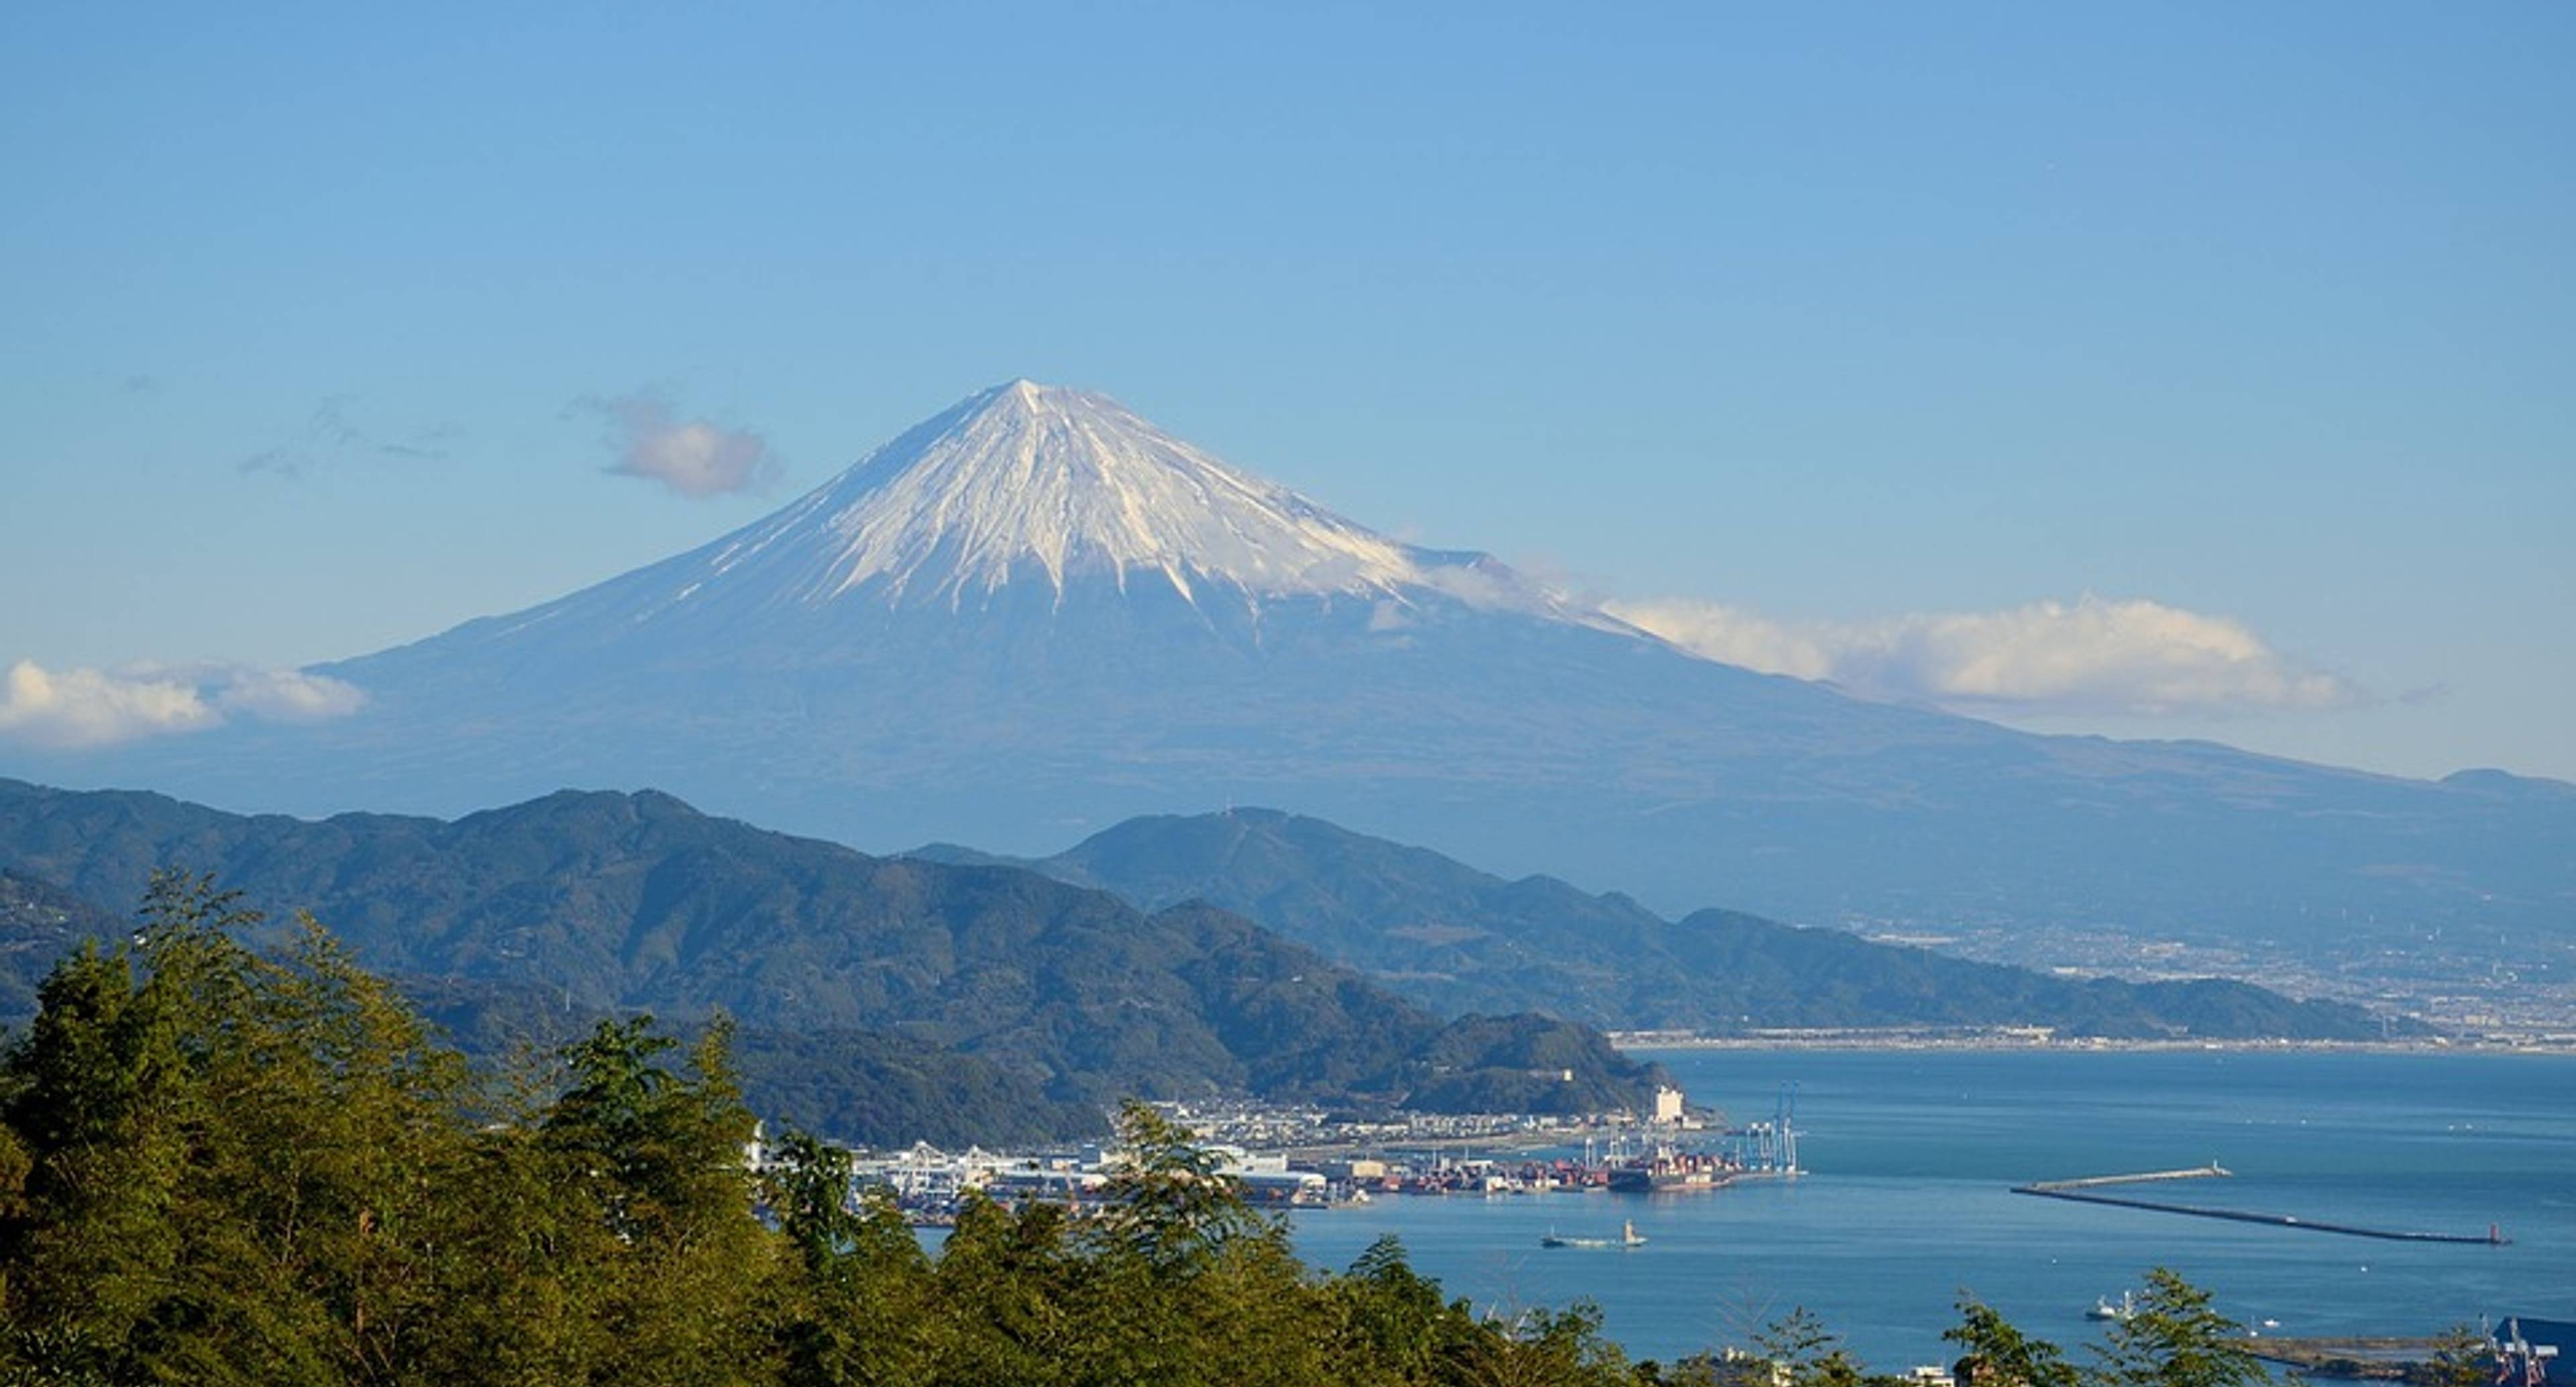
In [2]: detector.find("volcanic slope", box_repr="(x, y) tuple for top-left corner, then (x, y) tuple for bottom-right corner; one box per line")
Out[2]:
(33, 380), (2573, 958)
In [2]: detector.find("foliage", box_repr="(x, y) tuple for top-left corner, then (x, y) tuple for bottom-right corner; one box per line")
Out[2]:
(2420, 1325), (2493, 1387)
(1947, 1296), (2082, 1387)
(2090, 1269), (2269, 1387)
(1396, 1013), (1666, 1116)
(0, 873), (475, 1385)
(1755, 1307), (1865, 1387)
(1092, 1100), (1270, 1272)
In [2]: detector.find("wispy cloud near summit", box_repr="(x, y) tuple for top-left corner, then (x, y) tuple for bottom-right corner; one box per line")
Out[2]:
(235, 396), (457, 479)
(580, 391), (780, 498)
(1608, 594), (2357, 717)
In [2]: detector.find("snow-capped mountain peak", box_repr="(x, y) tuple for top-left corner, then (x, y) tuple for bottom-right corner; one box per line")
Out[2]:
(758, 380), (1430, 607)
(441, 380), (1604, 654)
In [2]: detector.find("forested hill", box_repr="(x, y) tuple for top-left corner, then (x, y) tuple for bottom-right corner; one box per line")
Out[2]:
(0, 779), (1663, 1141)
(0, 869), (124, 1021)
(949, 808), (2410, 1040)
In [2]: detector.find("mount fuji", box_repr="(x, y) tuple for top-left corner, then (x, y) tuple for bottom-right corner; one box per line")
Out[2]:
(29, 381), (2573, 960)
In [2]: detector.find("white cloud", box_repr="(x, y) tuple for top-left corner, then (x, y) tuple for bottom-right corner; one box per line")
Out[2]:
(1606, 594), (2357, 716)
(1604, 601), (1838, 681)
(1413, 562), (1523, 610)
(0, 660), (366, 750)
(209, 667), (370, 723)
(0, 661), (217, 748)
(582, 392), (780, 498)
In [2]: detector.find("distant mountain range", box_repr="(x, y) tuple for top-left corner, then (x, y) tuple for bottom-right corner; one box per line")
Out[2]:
(0, 778), (1664, 1146)
(19, 381), (2569, 968)
(0, 773), (2422, 1152)
(915, 808), (2412, 1041)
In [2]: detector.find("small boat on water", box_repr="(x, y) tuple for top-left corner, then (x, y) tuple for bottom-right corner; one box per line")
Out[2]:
(2087, 1292), (2137, 1323)
(1542, 1220), (1647, 1250)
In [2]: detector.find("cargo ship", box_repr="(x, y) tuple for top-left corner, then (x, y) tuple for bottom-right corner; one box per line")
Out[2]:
(1607, 1145), (1737, 1193)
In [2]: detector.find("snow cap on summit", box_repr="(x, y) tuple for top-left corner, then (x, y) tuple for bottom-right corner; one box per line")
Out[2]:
(766, 379), (1429, 606)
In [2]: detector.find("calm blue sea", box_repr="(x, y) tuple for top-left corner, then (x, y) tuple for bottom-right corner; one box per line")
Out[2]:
(1287, 1049), (2576, 1371)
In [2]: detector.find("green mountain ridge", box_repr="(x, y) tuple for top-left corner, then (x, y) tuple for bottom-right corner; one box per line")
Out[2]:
(0, 779), (1663, 1146)
(923, 807), (2412, 1040)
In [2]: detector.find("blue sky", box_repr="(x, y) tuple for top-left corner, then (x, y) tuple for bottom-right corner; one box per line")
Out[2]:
(3, 3), (2570, 779)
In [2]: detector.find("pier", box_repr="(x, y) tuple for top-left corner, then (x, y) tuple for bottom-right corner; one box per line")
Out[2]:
(2010, 1168), (2508, 1245)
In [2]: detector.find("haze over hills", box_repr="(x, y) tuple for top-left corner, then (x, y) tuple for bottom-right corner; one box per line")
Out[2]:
(0, 778), (1666, 1144)
(916, 808), (2411, 1040)
(23, 382), (2572, 966)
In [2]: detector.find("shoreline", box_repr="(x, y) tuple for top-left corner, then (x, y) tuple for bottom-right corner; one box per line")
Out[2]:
(2244, 1336), (2450, 1384)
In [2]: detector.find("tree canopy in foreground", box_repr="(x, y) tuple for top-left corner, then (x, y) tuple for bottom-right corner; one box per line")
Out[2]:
(0, 875), (2317, 1387)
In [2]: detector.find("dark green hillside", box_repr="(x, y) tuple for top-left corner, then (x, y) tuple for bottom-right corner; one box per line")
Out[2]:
(726, 1026), (1104, 1148)
(1010, 808), (2412, 1040)
(0, 779), (1662, 1142)
(0, 869), (125, 1023)
(1398, 1014), (1657, 1114)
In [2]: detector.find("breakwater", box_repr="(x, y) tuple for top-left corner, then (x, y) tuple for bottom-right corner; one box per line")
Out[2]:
(2010, 1177), (2508, 1245)
(2021, 1164), (2231, 1191)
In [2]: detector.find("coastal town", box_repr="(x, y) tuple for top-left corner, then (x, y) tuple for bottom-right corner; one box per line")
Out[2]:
(775, 1083), (1807, 1225)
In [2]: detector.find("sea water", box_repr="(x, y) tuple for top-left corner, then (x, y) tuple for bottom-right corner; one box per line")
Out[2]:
(1287, 1048), (2576, 1370)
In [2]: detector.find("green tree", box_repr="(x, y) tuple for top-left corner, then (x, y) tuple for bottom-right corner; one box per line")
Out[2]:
(0, 939), (189, 1381)
(1091, 1100), (1268, 1272)
(1946, 1297), (2078, 1387)
(405, 1101), (621, 1384)
(1472, 1300), (1635, 1387)
(2422, 1325), (2493, 1387)
(1756, 1308), (1864, 1387)
(761, 1134), (939, 1386)
(0, 874), (478, 1385)
(1330, 1235), (1482, 1385)
(538, 1014), (776, 1386)
(176, 913), (474, 1384)
(767, 1133), (864, 1278)
(1061, 1101), (1349, 1387)
(2092, 1268), (2267, 1387)
(932, 1193), (1080, 1387)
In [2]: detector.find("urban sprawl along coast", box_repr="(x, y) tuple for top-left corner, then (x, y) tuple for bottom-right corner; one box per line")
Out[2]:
(781, 1084), (1803, 1225)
